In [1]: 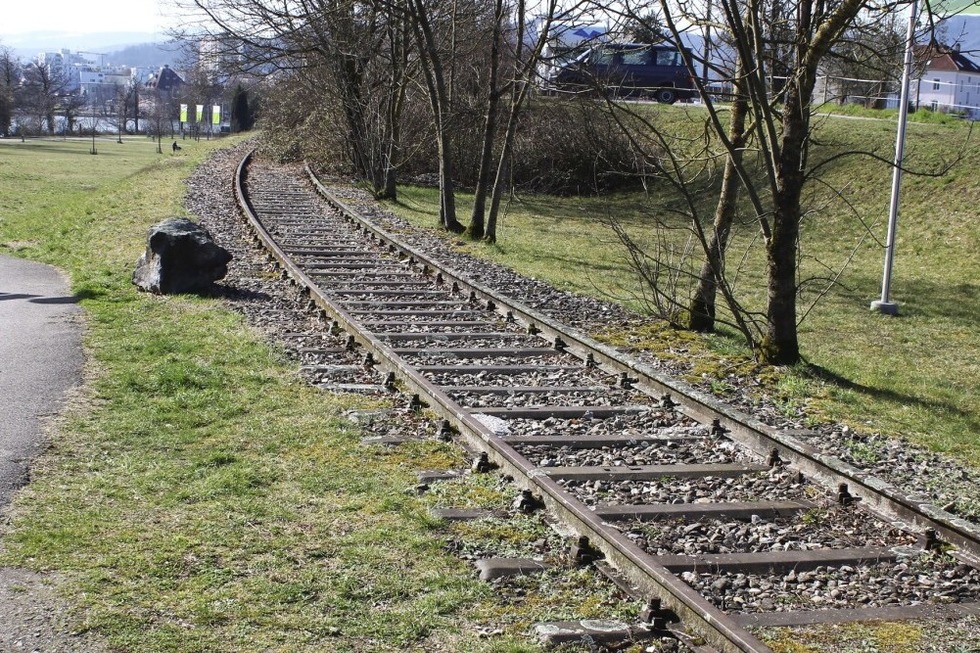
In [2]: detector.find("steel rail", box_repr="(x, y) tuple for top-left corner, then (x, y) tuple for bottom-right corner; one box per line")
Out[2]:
(300, 163), (980, 565)
(235, 151), (774, 653)
(237, 151), (980, 651)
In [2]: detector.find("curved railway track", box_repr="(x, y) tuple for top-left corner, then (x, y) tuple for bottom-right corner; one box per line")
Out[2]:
(233, 152), (980, 653)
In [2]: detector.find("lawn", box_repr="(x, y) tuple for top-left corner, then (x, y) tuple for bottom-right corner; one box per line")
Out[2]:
(0, 136), (633, 652)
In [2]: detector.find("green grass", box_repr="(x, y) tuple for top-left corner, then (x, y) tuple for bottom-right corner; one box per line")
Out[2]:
(2, 112), (978, 652)
(814, 102), (969, 124)
(383, 108), (980, 469)
(0, 136), (627, 652)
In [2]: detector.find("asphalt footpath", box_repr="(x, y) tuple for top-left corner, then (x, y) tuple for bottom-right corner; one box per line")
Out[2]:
(0, 254), (84, 509)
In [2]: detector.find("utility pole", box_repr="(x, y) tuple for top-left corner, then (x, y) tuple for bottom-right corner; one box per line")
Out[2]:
(871, 0), (918, 315)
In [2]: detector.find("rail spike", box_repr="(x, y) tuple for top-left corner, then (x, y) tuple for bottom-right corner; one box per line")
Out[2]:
(408, 394), (425, 412)
(437, 419), (454, 442)
(471, 452), (497, 473)
(513, 489), (544, 514)
(570, 536), (603, 566)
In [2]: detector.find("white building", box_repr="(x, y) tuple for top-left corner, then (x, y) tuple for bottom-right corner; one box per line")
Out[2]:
(77, 67), (108, 95)
(913, 46), (980, 119)
(76, 65), (136, 108)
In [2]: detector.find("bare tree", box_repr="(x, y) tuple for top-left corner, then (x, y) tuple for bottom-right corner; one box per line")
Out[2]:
(822, 11), (907, 106)
(17, 62), (74, 135)
(146, 86), (178, 152)
(704, 0), (884, 364)
(481, 0), (586, 243)
(127, 80), (143, 134)
(466, 0), (508, 239)
(402, 0), (467, 231)
(465, 0), (570, 242)
(112, 83), (130, 140)
(179, 0), (412, 199)
(688, 47), (750, 334)
(596, 0), (931, 365)
(60, 92), (87, 136)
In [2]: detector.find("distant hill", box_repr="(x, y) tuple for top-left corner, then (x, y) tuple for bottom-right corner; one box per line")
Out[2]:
(108, 41), (185, 68)
(0, 31), (193, 69)
(1, 31), (163, 59)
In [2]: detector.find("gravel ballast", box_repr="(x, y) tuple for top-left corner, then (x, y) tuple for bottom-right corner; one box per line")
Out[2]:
(185, 145), (980, 652)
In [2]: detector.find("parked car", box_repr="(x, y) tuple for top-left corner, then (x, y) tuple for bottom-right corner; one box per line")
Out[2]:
(547, 43), (694, 103)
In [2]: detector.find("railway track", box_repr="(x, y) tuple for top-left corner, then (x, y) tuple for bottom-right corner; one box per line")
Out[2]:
(233, 152), (980, 653)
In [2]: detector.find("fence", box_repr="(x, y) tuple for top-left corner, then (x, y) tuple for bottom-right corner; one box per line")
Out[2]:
(815, 74), (980, 118)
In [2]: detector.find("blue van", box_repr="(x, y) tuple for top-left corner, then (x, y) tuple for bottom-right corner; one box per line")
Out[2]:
(549, 43), (694, 103)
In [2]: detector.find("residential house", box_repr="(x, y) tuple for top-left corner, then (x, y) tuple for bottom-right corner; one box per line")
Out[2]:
(913, 45), (980, 119)
(146, 65), (185, 96)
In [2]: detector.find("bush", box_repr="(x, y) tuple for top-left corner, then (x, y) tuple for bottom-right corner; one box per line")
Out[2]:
(260, 75), (653, 195)
(509, 98), (650, 194)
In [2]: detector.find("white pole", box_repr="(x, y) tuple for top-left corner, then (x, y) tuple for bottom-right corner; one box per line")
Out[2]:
(872, 0), (918, 315)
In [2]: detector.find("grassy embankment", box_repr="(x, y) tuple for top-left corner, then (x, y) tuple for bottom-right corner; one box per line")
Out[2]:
(386, 105), (980, 472)
(0, 137), (631, 652)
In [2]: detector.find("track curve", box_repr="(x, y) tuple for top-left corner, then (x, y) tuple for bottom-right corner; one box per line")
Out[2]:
(233, 151), (980, 653)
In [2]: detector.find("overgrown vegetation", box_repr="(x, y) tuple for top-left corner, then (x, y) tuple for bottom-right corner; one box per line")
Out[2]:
(267, 95), (652, 196)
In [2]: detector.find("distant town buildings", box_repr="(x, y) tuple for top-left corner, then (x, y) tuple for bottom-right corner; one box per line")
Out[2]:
(6, 29), (979, 139)
(23, 48), (147, 98)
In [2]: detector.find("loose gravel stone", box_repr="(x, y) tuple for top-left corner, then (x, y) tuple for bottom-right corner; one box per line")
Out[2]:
(621, 507), (916, 556)
(688, 555), (980, 614)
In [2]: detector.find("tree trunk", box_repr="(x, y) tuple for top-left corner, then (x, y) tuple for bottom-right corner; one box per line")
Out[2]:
(468, 0), (505, 240)
(761, 75), (811, 365)
(486, 71), (535, 243)
(437, 139), (462, 231)
(485, 149), (509, 243)
(485, 93), (522, 244)
(763, 189), (801, 365)
(380, 87), (403, 201)
(689, 69), (748, 332)
(377, 18), (410, 202)
(379, 106), (400, 201)
(336, 55), (372, 183)
(409, 0), (464, 233)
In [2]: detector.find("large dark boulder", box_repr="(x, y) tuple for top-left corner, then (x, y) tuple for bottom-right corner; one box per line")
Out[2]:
(133, 218), (232, 294)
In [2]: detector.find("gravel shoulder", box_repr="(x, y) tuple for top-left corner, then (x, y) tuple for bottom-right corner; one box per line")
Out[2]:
(0, 567), (108, 653)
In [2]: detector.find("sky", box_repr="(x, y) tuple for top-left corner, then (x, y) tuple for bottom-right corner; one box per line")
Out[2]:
(0, 0), (181, 48)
